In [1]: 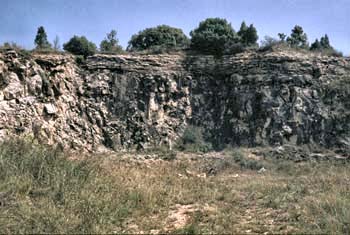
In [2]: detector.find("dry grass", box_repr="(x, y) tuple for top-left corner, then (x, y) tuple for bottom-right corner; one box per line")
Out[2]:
(0, 138), (349, 234)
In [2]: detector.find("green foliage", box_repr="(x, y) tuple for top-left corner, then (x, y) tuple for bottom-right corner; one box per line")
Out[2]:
(223, 41), (246, 54)
(75, 55), (86, 65)
(190, 18), (238, 55)
(286, 25), (309, 48)
(100, 30), (124, 53)
(310, 39), (322, 51)
(0, 138), (143, 233)
(229, 149), (264, 170)
(311, 34), (332, 51)
(310, 34), (342, 56)
(63, 35), (97, 58)
(320, 34), (331, 49)
(128, 25), (189, 51)
(34, 26), (52, 50)
(177, 125), (213, 153)
(278, 33), (287, 41)
(237, 21), (259, 46)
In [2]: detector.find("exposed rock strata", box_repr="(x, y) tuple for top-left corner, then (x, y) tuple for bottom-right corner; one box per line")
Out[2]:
(0, 49), (349, 152)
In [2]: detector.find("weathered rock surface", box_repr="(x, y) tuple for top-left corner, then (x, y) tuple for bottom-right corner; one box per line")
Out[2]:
(0, 49), (349, 152)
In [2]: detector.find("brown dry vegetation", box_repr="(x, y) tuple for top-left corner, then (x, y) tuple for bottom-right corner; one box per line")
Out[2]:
(0, 138), (349, 234)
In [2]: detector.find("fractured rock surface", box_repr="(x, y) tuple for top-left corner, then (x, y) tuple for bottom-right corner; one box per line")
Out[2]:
(0, 49), (349, 151)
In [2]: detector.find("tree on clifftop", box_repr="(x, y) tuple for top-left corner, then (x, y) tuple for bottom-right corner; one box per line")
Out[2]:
(190, 18), (237, 55)
(310, 39), (322, 51)
(320, 34), (331, 49)
(127, 25), (189, 51)
(286, 25), (309, 48)
(100, 30), (123, 53)
(63, 36), (97, 58)
(34, 26), (52, 50)
(238, 22), (258, 46)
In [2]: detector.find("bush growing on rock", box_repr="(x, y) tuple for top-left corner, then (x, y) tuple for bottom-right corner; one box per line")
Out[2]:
(63, 36), (97, 58)
(127, 25), (190, 52)
(190, 18), (238, 55)
(177, 125), (212, 153)
(259, 36), (289, 52)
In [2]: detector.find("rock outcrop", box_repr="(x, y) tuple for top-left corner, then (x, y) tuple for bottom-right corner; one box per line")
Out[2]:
(0, 49), (349, 152)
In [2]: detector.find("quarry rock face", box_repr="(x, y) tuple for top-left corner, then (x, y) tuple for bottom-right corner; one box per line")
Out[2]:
(0, 49), (349, 152)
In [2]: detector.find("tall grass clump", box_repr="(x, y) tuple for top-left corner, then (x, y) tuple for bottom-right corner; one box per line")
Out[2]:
(0, 138), (141, 233)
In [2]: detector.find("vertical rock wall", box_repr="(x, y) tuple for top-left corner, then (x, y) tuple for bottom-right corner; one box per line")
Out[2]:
(0, 49), (349, 151)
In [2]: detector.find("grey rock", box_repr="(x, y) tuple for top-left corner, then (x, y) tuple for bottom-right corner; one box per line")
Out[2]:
(0, 51), (349, 153)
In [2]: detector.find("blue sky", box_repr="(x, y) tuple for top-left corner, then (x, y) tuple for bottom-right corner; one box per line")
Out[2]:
(1, 0), (349, 54)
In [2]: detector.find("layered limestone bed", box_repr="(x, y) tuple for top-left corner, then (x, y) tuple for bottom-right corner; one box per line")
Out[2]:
(0, 49), (349, 152)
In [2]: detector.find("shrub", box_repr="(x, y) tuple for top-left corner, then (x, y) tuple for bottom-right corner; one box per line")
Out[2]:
(223, 41), (246, 55)
(259, 36), (288, 52)
(229, 149), (264, 170)
(177, 125), (213, 153)
(0, 42), (32, 58)
(127, 25), (189, 51)
(190, 18), (238, 55)
(63, 35), (97, 58)
(75, 55), (86, 65)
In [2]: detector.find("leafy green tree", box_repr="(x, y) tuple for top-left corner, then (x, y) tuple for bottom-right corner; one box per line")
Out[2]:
(34, 26), (52, 49)
(190, 18), (237, 55)
(286, 25), (308, 48)
(127, 25), (189, 51)
(310, 39), (322, 51)
(63, 36), (97, 57)
(100, 30), (123, 53)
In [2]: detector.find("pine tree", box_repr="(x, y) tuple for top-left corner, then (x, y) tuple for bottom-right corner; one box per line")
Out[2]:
(310, 39), (322, 51)
(245, 24), (258, 45)
(34, 26), (51, 49)
(320, 34), (331, 49)
(238, 21), (248, 38)
(238, 22), (258, 46)
(286, 25), (308, 48)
